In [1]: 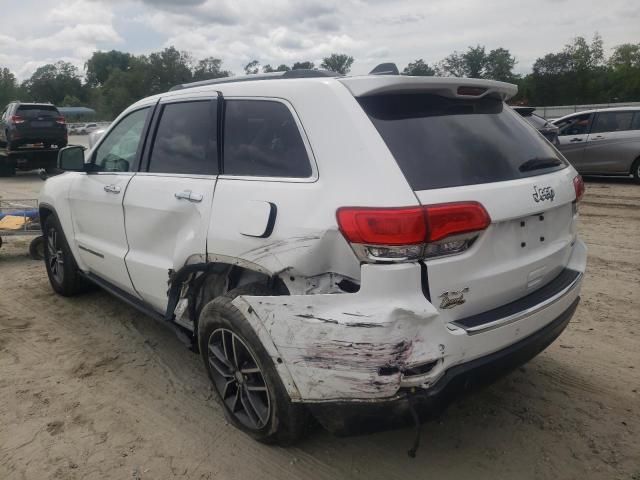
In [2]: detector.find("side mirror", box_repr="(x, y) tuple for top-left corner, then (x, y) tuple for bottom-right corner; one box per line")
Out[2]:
(58, 146), (86, 171)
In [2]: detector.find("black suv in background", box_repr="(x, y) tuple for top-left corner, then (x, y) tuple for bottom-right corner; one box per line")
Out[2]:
(0, 102), (68, 176)
(513, 106), (560, 146)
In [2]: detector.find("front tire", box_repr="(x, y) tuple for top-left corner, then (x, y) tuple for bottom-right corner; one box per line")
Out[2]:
(43, 215), (91, 296)
(198, 283), (308, 445)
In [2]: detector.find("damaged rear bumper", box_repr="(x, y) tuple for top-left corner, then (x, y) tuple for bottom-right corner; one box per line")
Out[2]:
(231, 240), (586, 407)
(308, 297), (579, 435)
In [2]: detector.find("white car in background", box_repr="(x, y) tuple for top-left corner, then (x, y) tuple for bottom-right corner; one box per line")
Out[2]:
(39, 68), (587, 445)
(79, 122), (99, 134)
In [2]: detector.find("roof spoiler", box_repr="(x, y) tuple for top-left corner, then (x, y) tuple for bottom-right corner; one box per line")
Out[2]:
(339, 76), (518, 101)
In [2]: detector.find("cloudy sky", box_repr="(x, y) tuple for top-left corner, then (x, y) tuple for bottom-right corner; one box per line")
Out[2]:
(1, 0), (638, 80)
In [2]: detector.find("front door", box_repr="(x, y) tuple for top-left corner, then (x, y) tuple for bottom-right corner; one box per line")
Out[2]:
(68, 106), (151, 293)
(123, 98), (218, 313)
(556, 112), (593, 172)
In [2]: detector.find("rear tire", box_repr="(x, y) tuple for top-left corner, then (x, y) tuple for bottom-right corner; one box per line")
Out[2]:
(43, 215), (91, 296)
(198, 283), (308, 445)
(632, 158), (640, 185)
(29, 235), (45, 260)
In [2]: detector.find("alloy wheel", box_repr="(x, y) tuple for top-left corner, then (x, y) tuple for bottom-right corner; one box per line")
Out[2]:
(46, 227), (64, 284)
(207, 328), (271, 430)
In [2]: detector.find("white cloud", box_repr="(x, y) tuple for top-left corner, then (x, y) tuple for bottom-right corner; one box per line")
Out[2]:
(1, 0), (639, 80)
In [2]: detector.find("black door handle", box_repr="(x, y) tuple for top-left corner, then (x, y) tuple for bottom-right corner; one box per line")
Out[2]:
(570, 138), (583, 142)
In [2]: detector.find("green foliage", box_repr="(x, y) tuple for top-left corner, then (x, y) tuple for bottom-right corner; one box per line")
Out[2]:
(2, 35), (639, 121)
(263, 64), (290, 73)
(244, 60), (260, 75)
(292, 61), (314, 70)
(85, 50), (132, 87)
(321, 54), (354, 74)
(437, 45), (517, 81)
(516, 34), (623, 105)
(193, 57), (232, 81)
(0, 67), (23, 107)
(19, 61), (83, 105)
(402, 59), (436, 76)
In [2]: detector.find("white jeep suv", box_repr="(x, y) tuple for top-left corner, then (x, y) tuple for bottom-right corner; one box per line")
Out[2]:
(39, 69), (587, 445)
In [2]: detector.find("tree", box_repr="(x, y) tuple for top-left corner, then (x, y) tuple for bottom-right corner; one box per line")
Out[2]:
(439, 51), (467, 77)
(61, 95), (82, 106)
(462, 45), (487, 78)
(609, 43), (640, 68)
(262, 64), (290, 73)
(485, 48), (517, 82)
(244, 60), (260, 75)
(0, 67), (22, 107)
(22, 61), (83, 105)
(146, 47), (193, 94)
(192, 57), (231, 81)
(321, 54), (354, 74)
(292, 61), (314, 70)
(85, 50), (132, 87)
(402, 59), (436, 76)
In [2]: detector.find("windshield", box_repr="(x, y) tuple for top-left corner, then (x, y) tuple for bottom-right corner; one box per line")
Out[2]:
(359, 93), (567, 190)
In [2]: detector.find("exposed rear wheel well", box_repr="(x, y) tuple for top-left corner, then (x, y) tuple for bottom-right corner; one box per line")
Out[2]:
(171, 262), (289, 346)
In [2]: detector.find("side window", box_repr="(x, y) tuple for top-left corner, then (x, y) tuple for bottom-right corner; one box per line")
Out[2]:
(223, 100), (312, 178)
(557, 113), (591, 136)
(591, 112), (634, 134)
(147, 100), (217, 175)
(93, 107), (149, 172)
(632, 112), (640, 131)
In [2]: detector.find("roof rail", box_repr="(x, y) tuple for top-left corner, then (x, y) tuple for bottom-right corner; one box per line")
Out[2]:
(169, 69), (340, 91)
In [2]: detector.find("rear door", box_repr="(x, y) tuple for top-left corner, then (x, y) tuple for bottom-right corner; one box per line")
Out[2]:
(123, 97), (218, 313)
(359, 93), (579, 322)
(555, 112), (593, 171)
(583, 111), (638, 174)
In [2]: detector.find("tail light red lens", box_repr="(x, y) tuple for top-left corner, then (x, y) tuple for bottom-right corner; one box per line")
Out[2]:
(424, 202), (491, 242)
(10, 115), (25, 124)
(573, 175), (585, 202)
(337, 202), (491, 262)
(56, 116), (66, 125)
(336, 207), (427, 245)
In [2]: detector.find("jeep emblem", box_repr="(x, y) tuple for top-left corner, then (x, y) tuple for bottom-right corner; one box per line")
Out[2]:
(532, 185), (555, 203)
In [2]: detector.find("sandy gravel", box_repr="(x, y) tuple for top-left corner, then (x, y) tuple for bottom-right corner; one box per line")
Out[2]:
(0, 173), (638, 480)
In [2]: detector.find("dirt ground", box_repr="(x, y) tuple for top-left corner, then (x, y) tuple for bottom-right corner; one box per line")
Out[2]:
(0, 172), (638, 480)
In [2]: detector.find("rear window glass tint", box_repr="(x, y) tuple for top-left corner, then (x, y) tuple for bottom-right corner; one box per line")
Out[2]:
(17, 105), (59, 118)
(223, 100), (311, 178)
(591, 112), (634, 133)
(632, 113), (640, 130)
(148, 101), (218, 175)
(359, 94), (567, 191)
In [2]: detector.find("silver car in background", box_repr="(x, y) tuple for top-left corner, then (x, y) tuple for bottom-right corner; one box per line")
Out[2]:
(552, 107), (640, 183)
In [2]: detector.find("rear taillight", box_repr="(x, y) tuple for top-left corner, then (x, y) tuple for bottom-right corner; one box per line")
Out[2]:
(573, 175), (585, 203)
(56, 116), (66, 125)
(10, 115), (25, 124)
(337, 202), (491, 263)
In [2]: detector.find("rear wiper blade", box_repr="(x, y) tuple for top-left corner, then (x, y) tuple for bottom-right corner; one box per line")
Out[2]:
(519, 157), (562, 172)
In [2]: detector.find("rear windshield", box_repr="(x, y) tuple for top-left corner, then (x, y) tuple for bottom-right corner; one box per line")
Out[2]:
(16, 105), (59, 118)
(359, 94), (567, 190)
